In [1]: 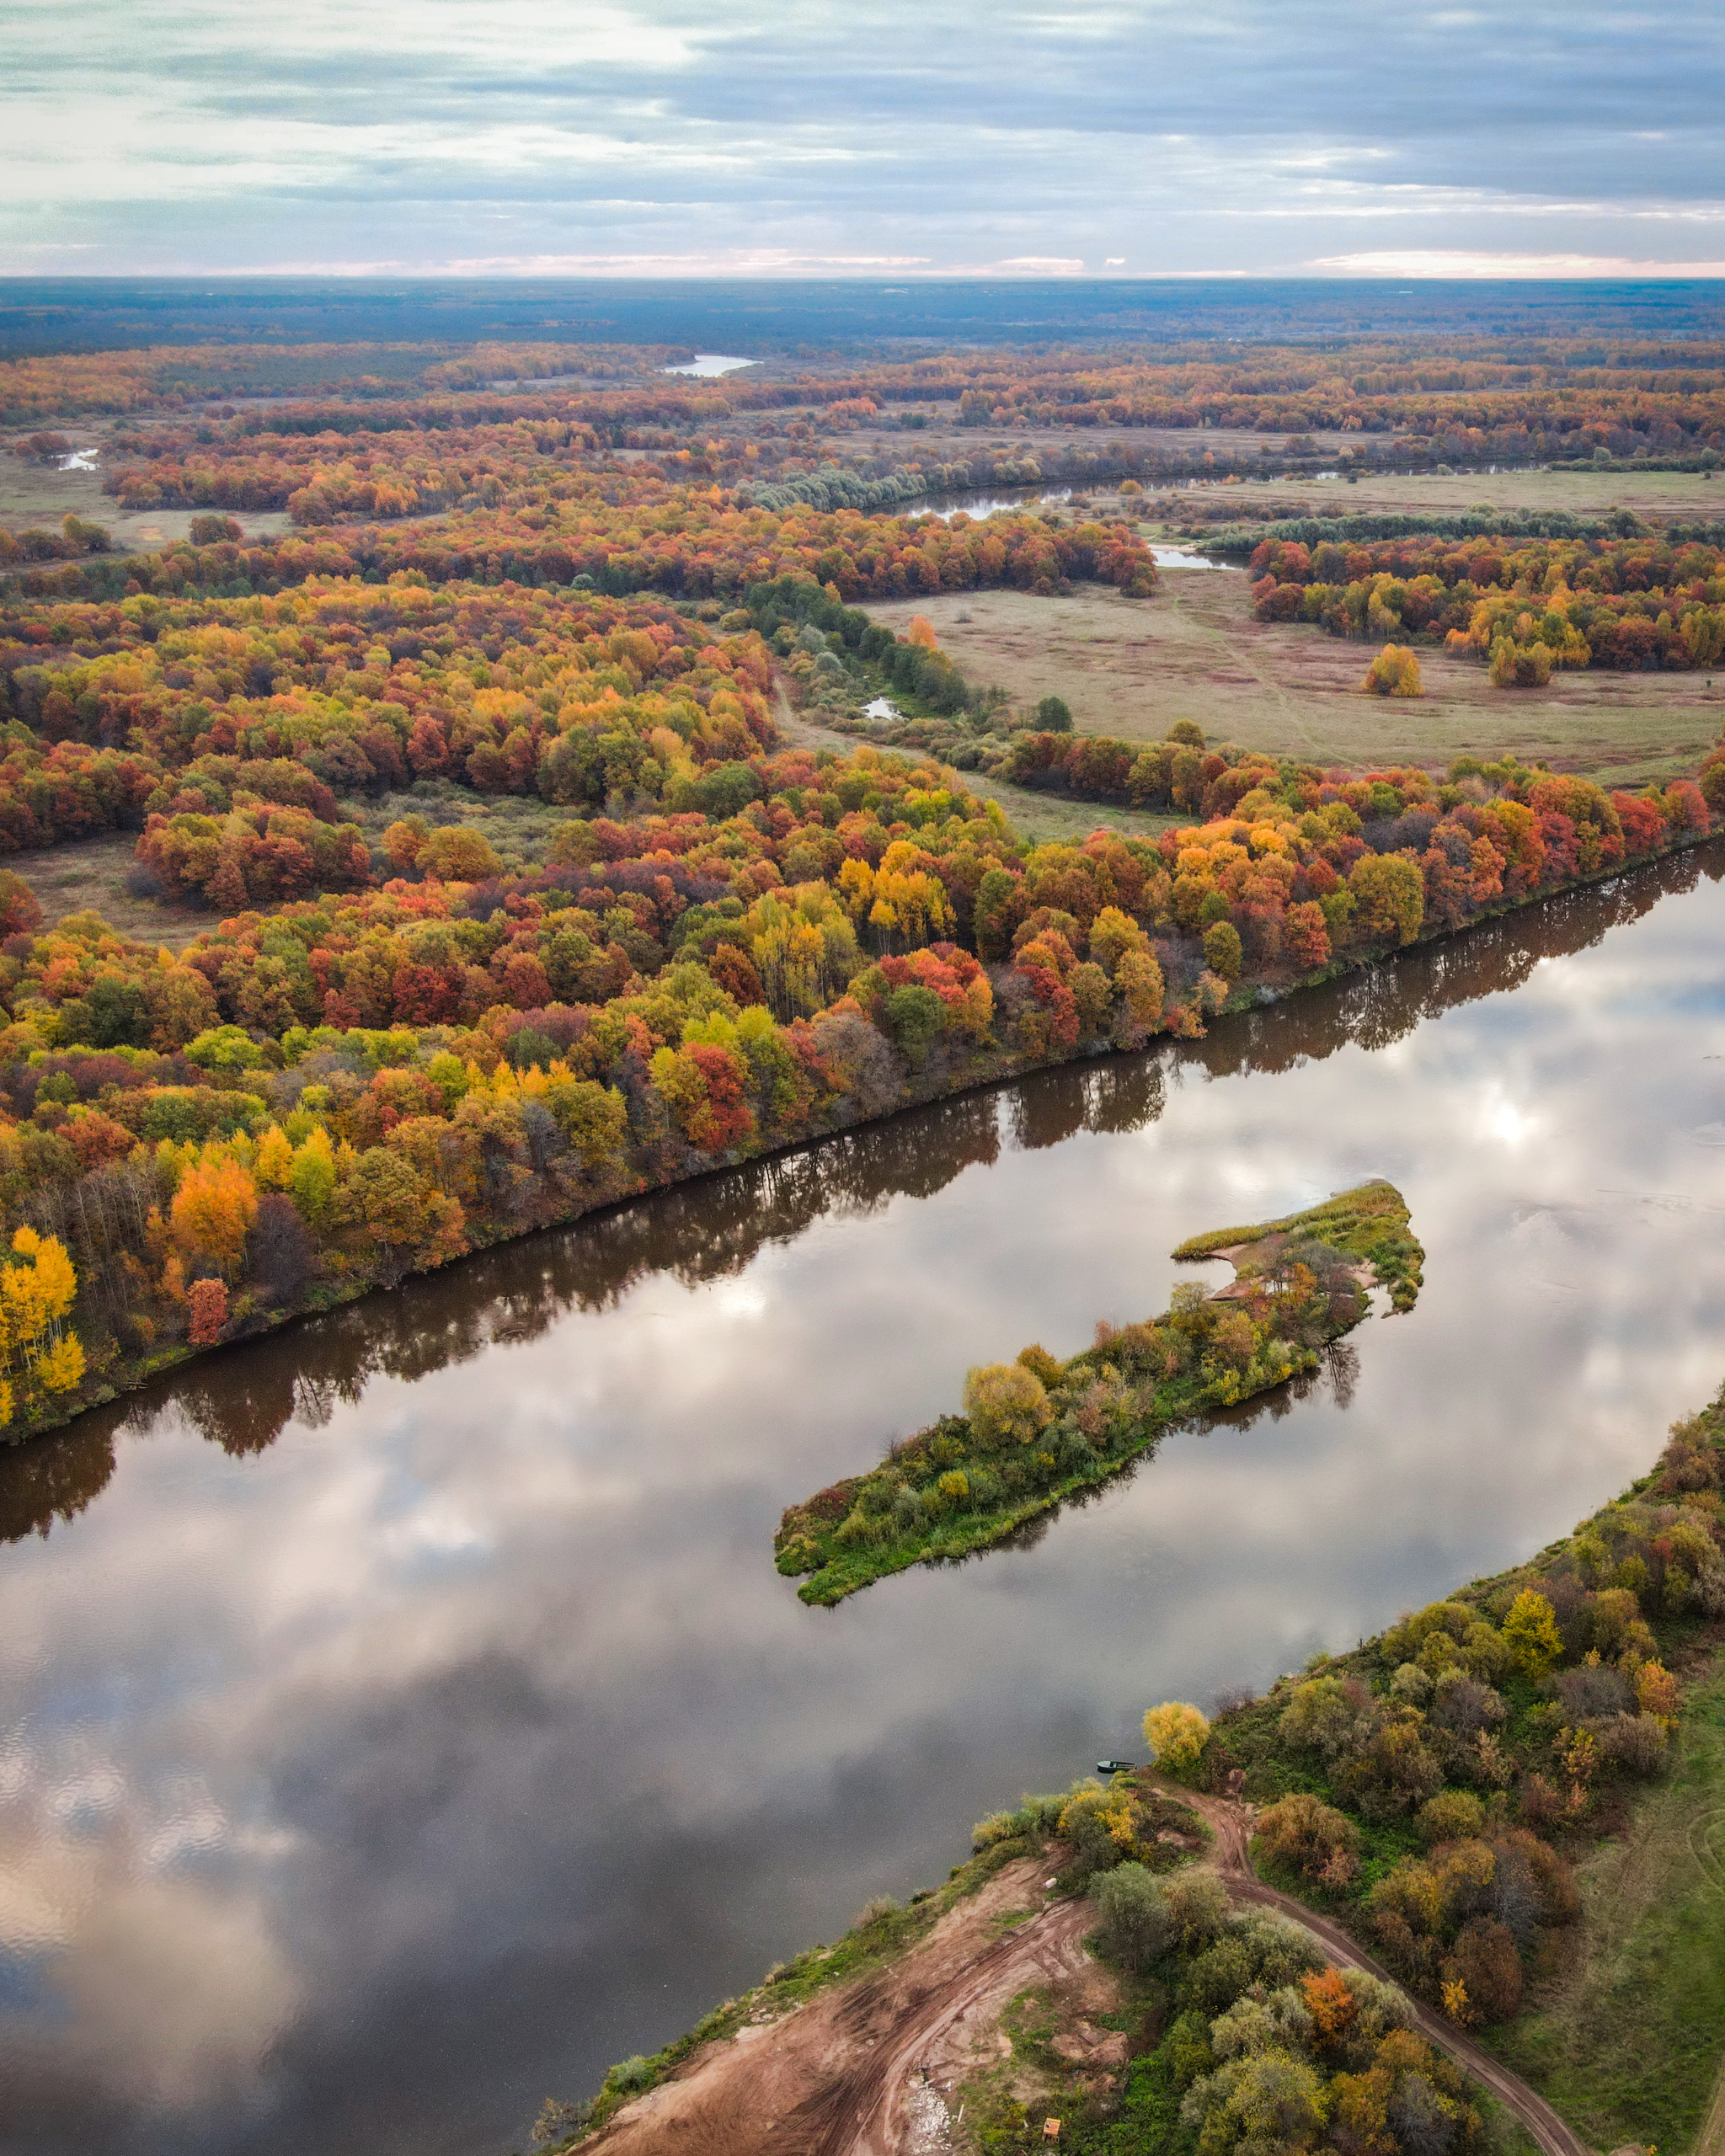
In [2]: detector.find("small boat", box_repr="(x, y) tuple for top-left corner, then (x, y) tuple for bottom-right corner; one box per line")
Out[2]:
(1095, 1758), (1135, 1776)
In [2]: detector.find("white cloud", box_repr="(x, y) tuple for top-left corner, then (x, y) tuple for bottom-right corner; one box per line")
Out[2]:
(1311, 248), (1725, 276)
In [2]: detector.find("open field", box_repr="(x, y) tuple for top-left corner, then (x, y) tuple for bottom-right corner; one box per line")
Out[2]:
(772, 695), (1180, 844)
(1491, 1652), (1725, 2156)
(0, 435), (294, 550)
(867, 579), (1725, 785)
(1145, 463), (1725, 530)
(8, 832), (210, 948)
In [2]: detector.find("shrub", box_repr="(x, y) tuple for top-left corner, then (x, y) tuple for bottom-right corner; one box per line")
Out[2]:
(963, 1361), (1053, 1449)
(1556, 1663), (1631, 1721)
(1363, 643), (1424, 696)
(1416, 1790), (1484, 1845)
(1092, 1861), (1172, 1971)
(1278, 1673), (1365, 1757)
(1034, 694), (1073, 733)
(1445, 1915), (1523, 2021)
(1593, 1711), (1669, 1778)
(1255, 1793), (1360, 1883)
(1143, 1700), (1211, 1776)
(1162, 1870), (1232, 1952)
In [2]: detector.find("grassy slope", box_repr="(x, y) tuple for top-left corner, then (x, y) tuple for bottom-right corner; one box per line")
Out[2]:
(1489, 1657), (1725, 2153)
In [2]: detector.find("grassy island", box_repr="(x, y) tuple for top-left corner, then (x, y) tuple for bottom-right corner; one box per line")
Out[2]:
(774, 1179), (1423, 1604)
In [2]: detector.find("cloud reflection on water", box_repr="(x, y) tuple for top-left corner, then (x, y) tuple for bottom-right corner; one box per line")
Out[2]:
(1, 848), (1724, 2153)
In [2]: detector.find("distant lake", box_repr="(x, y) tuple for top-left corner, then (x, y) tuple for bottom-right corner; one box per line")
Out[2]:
(3, 847), (1725, 2155)
(906, 493), (1238, 567)
(661, 353), (757, 376)
(908, 485), (1074, 520)
(1151, 543), (1242, 570)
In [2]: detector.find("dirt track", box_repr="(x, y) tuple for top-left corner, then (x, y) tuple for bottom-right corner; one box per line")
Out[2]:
(590, 1792), (1598, 2156)
(585, 1857), (1094, 2155)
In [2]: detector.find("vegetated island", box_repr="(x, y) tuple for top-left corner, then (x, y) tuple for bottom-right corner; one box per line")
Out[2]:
(552, 1378), (1725, 2156)
(774, 1180), (1423, 1605)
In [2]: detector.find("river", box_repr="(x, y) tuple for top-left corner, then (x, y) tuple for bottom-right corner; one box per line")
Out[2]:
(4, 849), (1725, 2153)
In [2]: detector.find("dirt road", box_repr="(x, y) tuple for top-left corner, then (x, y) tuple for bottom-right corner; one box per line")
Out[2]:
(585, 1857), (1095, 2156)
(1149, 1781), (1596, 2156)
(587, 1790), (1598, 2156)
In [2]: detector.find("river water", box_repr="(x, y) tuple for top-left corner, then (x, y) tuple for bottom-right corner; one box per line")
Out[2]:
(5, 851), (1725, 2154)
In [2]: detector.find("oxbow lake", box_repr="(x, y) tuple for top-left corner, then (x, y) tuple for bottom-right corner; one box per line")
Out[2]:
(5, 850), (1725, 2154)
(660, 354), (756, 377)
(906, 491), (1239, 568)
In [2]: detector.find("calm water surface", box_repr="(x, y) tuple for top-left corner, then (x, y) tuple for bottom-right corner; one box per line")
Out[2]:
(5, 853), (1725, 2153)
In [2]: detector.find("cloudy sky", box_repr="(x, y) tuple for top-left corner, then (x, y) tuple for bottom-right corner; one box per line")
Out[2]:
(5, 0), (1725, 279)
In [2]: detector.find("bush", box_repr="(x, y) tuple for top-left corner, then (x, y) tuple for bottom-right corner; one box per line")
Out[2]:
(1277, 1673), (1365, 1758)
(1416, 1790), (1484, 1845)
(1034, 694), (1073, 733)
(1162, 1870), (1232, 1951)
(1143, 1700), (1211, 1776)
(1255, 1793), (1360, 1884)
(1363, 643), (1424, 696)
(1092, 1862), (1172, 1971)
(1593, 1711), (1669, 1778)
(963, 1361), (1053, 1449)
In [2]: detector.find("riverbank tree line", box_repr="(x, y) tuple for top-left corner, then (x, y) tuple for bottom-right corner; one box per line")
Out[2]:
(0, 682), (1712, 1440)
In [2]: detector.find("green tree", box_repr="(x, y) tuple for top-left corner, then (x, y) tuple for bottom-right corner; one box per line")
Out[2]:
(883, 984), (944, 1069)
(1348, 853), (1423, 946)
(1092, 1863), (1172, 1972)
(1202, 920), (1243, 980)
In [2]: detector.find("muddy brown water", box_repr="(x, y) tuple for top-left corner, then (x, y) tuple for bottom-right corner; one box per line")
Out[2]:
(4, 848), (1725, 2154)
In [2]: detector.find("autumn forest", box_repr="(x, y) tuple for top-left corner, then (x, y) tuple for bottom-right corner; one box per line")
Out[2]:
(7, 302), (1725, 2156)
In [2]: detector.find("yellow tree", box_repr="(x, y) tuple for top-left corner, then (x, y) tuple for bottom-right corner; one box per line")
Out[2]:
(0, 1227), (85, 1427)
(1503, 1587), (1562, 1680)
(1142, 1700), (1210, 1775)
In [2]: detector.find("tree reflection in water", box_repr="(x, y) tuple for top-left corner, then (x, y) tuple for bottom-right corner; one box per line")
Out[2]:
(0, 841), (1713, 1543)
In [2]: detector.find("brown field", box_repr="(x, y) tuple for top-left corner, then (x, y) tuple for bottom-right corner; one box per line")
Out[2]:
(8, 832), (210, 949)
(1140, 463), (1725, 531)
(867, 579), (1725, 787)
(3, 788), (610, 953)
(0, 435), (294, 551)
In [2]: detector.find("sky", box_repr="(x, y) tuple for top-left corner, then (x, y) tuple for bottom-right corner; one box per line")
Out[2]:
(4, 0), (1725, 280)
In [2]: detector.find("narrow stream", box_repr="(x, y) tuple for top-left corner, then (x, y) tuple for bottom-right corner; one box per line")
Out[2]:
(3, 848), (1724, 2154)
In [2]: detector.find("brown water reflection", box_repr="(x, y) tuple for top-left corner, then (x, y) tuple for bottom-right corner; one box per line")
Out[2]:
(2, 843), (1723, 2155)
